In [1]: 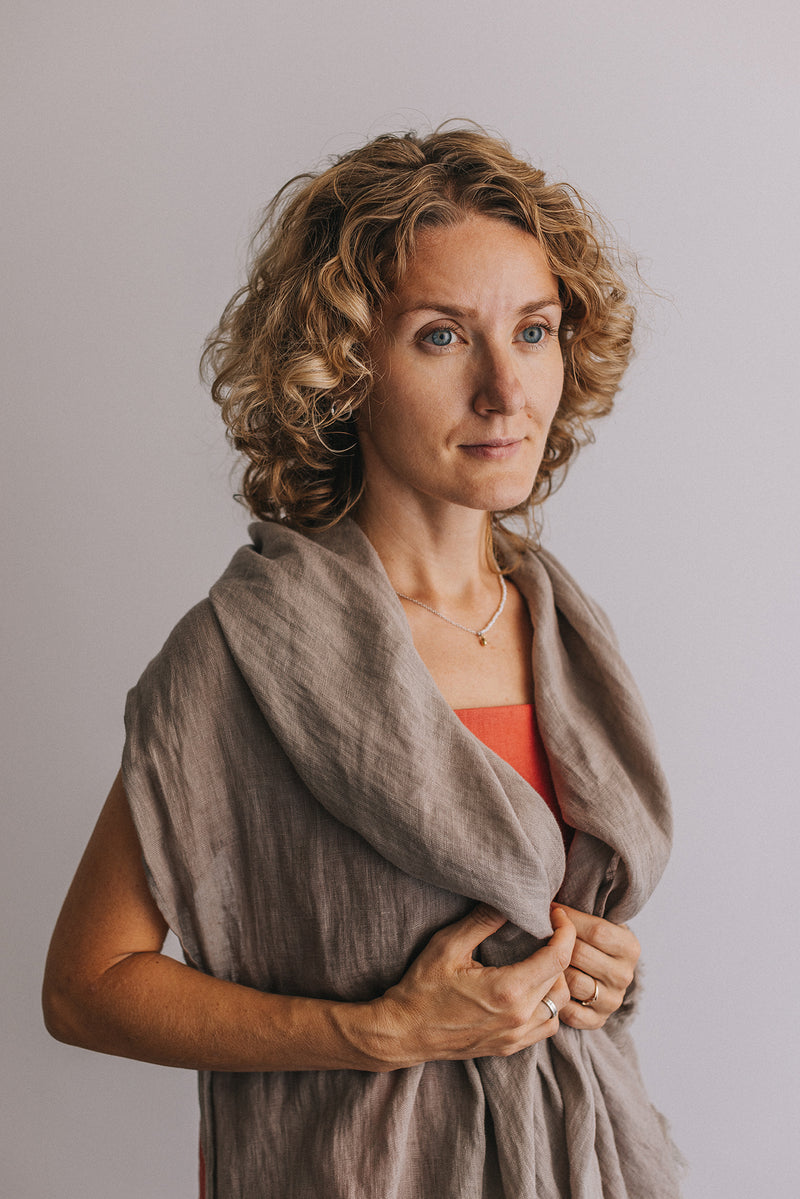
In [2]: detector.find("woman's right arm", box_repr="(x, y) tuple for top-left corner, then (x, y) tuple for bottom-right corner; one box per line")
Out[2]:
(42, 772), (574, 1073)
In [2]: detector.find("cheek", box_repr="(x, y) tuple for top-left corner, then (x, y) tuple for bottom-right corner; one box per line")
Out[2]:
(551, 346), (565, 388)
(356, 392), (428, 476)
(545, 356), (565, 418)
(525, 356), (563, 425)
(366, 373), (440, 442)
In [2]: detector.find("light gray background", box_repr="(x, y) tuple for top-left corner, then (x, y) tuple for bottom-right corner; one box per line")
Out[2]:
(3, 2), (798, 1196)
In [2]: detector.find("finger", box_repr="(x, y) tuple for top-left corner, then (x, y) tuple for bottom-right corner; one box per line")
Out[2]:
(564, 966), (606, 1008)
(567, 940), (635, 993)
(430, 904), (508, 964)
(550, 906), (578, 955)
(539, 973), (571, 1020)
(546, 908), (577, 974)
(538, 994), (560, 1022)
(508, 910), (576, 992)
(560, 961), (617, 1029)
(559, 997), (608, 1031)
(550, 903), (638, 961)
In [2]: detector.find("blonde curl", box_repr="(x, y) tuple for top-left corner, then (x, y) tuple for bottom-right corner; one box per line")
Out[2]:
(201, 126), (635, 548)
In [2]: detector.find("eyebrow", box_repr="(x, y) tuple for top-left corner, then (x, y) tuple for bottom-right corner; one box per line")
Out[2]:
(395, 298), (563, 320)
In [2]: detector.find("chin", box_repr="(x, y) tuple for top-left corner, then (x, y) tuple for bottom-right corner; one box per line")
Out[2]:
(477, 476), (537, 513)
(459, 463), (540, 515)
(461, 487), (534, 515)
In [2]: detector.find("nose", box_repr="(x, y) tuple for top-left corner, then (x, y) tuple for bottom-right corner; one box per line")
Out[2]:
(472, 343), (526, 417)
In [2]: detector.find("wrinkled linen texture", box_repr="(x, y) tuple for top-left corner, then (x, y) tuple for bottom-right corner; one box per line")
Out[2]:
(122, 519), (681, 1199)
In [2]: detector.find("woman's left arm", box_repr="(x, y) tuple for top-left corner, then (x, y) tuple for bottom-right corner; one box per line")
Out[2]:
(551, 903), (641, 1031)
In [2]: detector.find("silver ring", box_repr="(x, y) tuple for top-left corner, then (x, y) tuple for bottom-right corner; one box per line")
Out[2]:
(541, 995), (559, 1020)
(575, 977), (600, 1008)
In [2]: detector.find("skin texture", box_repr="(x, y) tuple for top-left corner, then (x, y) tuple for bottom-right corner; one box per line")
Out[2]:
(358, 214), (565, 522)
(43, 215), (641, 1072)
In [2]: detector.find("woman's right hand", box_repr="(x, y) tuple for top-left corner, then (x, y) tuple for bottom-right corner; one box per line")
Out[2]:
(358, 905), (575, 1070)
(44, 772), (574, 1076)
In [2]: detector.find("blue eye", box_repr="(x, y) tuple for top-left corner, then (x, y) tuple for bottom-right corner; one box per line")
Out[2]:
(424, 328), (456, 347)
(521, 325), (545, 344)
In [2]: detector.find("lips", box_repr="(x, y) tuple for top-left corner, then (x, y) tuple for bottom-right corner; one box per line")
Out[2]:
(459, 438), (524, 460)
(462, 439), (521, 448)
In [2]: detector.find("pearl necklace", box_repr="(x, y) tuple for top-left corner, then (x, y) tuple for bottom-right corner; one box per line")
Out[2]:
(395, 575), (508, 647)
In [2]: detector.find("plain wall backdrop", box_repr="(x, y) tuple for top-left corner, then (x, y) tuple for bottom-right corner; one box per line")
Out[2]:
(3, 2), (798, 1195)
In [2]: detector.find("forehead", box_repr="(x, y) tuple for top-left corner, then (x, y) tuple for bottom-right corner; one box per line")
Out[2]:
(388, 214), (559, 311)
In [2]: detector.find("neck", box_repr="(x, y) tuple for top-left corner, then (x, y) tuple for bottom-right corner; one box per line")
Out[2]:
(354, 490), (497, 605)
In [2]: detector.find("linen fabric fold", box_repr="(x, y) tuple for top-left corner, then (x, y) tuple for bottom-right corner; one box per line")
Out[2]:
(122, 518), (681, 1198)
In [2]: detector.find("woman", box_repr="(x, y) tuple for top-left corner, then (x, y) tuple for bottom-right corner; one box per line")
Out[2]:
(43, 128), (680, 1198)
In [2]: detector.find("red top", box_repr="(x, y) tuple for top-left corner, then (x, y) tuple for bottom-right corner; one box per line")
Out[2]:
(455, 703), (571, 845)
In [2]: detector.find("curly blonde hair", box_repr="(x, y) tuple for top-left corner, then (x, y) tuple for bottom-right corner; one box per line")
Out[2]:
(201, 127), (634, 540)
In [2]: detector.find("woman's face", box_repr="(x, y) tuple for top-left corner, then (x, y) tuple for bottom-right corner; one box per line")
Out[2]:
(358, 214), (564, 521)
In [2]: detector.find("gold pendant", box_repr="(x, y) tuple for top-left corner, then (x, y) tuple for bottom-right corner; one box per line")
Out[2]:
(478, 634), (487, 646)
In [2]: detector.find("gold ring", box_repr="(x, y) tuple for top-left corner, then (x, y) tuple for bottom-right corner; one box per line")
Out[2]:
(575, 977), (600, 1007)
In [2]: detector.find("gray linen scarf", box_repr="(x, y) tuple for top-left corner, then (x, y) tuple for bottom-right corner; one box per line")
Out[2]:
(123, 518), (680, 1199)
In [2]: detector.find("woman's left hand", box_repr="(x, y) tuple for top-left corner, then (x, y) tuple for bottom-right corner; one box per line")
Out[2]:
(550, 903), (641, 1030)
